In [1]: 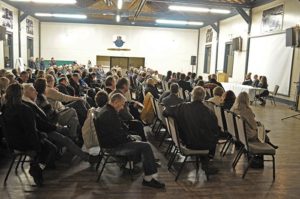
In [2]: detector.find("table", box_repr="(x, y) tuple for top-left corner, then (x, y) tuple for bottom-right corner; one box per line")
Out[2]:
(222, 82), (265, 102)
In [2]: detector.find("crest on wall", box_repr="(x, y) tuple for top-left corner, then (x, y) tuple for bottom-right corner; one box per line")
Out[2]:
(114, 35), (125, 47)
(26, 19), (33, 35)
(1, 7), (13, 30)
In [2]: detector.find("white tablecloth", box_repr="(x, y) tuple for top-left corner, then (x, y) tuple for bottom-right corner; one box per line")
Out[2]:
(222, 82), (265, 101)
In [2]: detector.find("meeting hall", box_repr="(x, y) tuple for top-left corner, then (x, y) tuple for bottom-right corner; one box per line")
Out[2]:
(0, 0), (300, 198)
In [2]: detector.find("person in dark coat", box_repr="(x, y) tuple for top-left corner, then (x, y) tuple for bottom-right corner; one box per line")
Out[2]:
(57, 77), (75, 96)
(2, 83), (57, 186)
(95, 93), (165, 189)
(209, 74), (223, 89)
(161, 83), (184, 108)
(163, 86), (219, 175)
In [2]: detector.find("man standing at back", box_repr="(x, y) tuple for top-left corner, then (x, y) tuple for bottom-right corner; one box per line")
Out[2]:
(163, 86), (219, 175)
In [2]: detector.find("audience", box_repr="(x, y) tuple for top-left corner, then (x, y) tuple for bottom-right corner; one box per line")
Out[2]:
(161, 83), (184, 108)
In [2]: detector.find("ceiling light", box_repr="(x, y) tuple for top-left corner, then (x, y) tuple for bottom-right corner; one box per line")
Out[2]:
(156, 19), (203, 26)
(35, 13), (87, 19)
(169, 5), (209, 12)
(10, 0), (76, 4)
(116, 15), (120, 22)
(169, 5), (230, 14)
(210, 9), (231, 14)
(117, 0), (123, 10)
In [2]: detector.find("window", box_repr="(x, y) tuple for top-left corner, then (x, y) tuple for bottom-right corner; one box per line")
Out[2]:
(27, 37), (34, 66)
(203, 45), (212, 74)
(3, 32), (13, 68)
(223, 42), (234, 77)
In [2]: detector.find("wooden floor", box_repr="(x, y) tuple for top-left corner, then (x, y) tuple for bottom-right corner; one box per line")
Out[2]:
(1, 102), (300, 199)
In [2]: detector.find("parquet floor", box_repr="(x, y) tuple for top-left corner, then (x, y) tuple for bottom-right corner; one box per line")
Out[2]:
(1, 102), (300, 199)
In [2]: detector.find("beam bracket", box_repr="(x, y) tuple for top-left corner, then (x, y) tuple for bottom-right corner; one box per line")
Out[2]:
(19, 12), (29, 22)
(236, 7), (250, 24)
(210, 22), (219, 34)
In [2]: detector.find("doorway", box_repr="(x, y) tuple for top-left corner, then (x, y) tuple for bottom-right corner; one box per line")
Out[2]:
(203, 45), (212, 74)
(3, 32), (13, 68)
(27, 37), (34, 66)
(223, 42), (234, 77)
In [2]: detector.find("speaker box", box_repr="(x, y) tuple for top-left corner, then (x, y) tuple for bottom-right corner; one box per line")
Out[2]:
(286, 27), (300, 47)
(0, 26), (6, 41)
(232, 37), (242, 51)
(190, 56), (196, 65)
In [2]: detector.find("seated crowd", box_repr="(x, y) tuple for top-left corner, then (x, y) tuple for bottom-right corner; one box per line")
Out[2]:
(0, 64), (277, 189)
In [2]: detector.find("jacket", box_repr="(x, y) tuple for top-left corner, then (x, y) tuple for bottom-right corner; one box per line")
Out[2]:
(164, 101), (219, 150)
(144, 85), (160, 99)
(140, 92), (155, 124)
(162, 93), (184, 108)
(95, 104), (131, 148)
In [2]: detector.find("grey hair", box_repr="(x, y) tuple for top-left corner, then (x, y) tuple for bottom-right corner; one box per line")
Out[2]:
(191, 86), (206, 102)
(109, 93), (127, 103)
(22, 83), (34, 92)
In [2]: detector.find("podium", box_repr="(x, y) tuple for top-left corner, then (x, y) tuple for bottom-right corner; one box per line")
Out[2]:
(217, 72), (228, 82)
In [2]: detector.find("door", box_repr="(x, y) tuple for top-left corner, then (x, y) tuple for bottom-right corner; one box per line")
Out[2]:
(223, 42), (234, 77)
(203, 45), (212, 74)
(128, 57), (145, 68)
(110, 57), (129, 74)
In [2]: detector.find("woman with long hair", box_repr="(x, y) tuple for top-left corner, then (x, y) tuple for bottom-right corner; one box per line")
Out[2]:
(255, 76), (269, 106)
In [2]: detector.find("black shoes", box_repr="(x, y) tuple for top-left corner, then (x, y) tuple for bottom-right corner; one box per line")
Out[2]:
(142, 179), (165, 189)
(29, 164), (43, 187)
(88, 155), (101, 164)
(259, 101), (266, 106)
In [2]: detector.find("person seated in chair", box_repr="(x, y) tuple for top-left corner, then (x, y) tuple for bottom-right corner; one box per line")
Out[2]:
(95, 93), (165, 189)
(252, 74), (260, 87)
(105, 76), (116, 94)
(2, 83), (57, 186)
(163, 86), (219, 175)
(242, 73), (253, 86)
(255, 76), (269, 106)
(161, 83), (184, 109)
(231, 92), (277, 149)
(57, 77), (75, 97)
(207, 86), (224, 106)
(144, 78), (160, 99)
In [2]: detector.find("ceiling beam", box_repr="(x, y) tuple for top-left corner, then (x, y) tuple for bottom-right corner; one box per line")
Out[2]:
(19, 12), (29, 22)
(210, 22), (219, 33)
(134, 0), (148, 21)
(147, 0), (252, 8)
(236, 7), (250, 24)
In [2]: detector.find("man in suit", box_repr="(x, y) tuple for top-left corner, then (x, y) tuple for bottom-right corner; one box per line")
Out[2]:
(178, 73), (192, 100)
(162, 83), (184, 108)
(209, 74), (223, 89)
(95, 93), (165, 189)
(57, 77), (75, 96)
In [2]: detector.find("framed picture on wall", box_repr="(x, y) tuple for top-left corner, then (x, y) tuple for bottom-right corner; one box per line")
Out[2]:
(206, 28), (213, 43)
(1, 7), (13, 29)
(262, 5), (284, 33)
(26, 19), (33, 35)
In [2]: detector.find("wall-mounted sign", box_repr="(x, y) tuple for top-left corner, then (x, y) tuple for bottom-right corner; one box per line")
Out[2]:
(26, 19), (33, 35)
(1, 7), (13, 30)
(262, 5), (284, 33)
(206, 28), (213, 43)
(113, 35), (125, 47)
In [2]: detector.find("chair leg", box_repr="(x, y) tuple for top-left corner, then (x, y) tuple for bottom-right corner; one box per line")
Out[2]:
(154, 123), (162, 136)
(15, 155), (23, 173)
(21, 155), (27, 170)
(151, 118), (158, 132)
(95, 155), (103, 171)
(232, 147), (244, 168)
(168, 148), (178, 170)
(158, 131), (168, 147)
(195, 156), (200, 174)
(129, 160), (133, 181)
(242, 155), (254, 179)
(96, 155), (109, 182)
(175, 156), (188, 181)
(272, 155), (276, 181)
(222, 140), (232, 157)
(165, 142), (173, 156)
(4, 155), (16, 184)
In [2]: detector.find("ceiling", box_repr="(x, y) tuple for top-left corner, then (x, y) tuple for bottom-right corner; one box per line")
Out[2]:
(3, 0), (275, 29)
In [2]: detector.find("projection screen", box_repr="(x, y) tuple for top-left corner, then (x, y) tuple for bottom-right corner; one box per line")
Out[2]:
(247, 33), (294, 96)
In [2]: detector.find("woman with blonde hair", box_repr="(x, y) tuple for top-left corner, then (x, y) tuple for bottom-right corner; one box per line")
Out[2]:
(231, 92), (277, 148)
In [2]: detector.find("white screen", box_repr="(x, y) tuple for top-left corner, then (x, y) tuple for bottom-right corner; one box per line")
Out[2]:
(248, 33), (294, 95)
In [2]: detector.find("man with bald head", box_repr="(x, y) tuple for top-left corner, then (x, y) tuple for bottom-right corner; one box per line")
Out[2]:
(163, 86), (219, 175)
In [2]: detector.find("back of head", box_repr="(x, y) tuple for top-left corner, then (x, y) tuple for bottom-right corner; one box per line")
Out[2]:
(180, 73), (186, 80)
(116, 77), (129, 90)
(34, 78), (47, 94)
(211, 74), (217, 80)
(109, 93), (126, 104)
(191, 86), (206, 102)
(223, 90), (236, 102)
(95, 90), (109, 107)
(146, 78), (155, 86)
(170, 83), (179, 94)
(234, 91), (250, 110)
(5, 83), (23, 107)
(105, 76), (115, 87)
(213, 86), (224, 97)
(196, 80), (205, 87)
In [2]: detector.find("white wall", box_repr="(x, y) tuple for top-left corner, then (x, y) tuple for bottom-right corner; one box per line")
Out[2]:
(197, 0), (300, 101)
(40, 22), (198, 75)
(0, 0), (19, 69)
(0, 0), (40, 69)
(20, 15), (40, 62)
